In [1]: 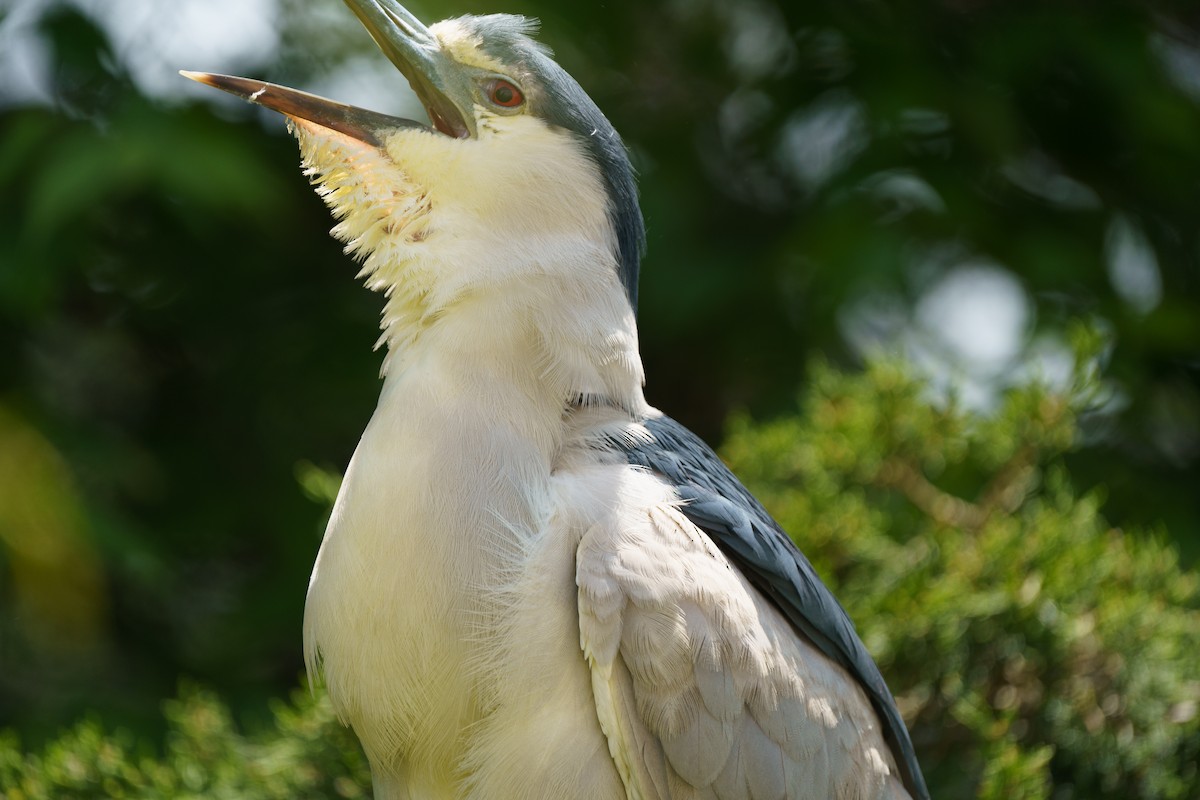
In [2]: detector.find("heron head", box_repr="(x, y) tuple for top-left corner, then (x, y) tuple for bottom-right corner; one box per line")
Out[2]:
(183, 1), (644, 316)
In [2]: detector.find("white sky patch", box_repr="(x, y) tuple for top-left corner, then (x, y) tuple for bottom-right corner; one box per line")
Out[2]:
(718, 89), (774, 147)
(69, 0), (281, 101)
(777, 89), (868, 194)
(1105, 214), (1163, 315)
(860, 169), (946, 222)
(1152, 32), (1200, 105)
(0, 0), (55, 107)
(917, 263), (1030, 369)
(1002, 150), (1101, 210)
(721, 0), (797, 81)
(306, 55), (424, 122)
(1012, 335), (1076, 395)
(844, 261), (1034, 411)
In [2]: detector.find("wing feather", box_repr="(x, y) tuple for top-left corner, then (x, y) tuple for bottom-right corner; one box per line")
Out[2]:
(610, 415), (929, 800)
(575, 473), (907, 800)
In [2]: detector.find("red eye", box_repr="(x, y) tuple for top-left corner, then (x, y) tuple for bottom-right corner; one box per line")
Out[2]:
(488, 79), (524, 108)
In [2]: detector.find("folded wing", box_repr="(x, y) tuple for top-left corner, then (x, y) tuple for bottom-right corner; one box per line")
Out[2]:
(575, 414), (921, 798)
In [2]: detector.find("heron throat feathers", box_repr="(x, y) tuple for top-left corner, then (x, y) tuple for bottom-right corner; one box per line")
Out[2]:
(292, 116), (646, 411)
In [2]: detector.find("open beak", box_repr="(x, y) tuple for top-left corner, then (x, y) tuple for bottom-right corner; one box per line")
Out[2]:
(181, 0), (472, 145)
(342, 0), (472, 139)
(178, 72), (423, 147)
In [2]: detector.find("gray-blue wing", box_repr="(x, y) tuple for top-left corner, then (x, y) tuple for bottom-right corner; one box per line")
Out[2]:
(617, 414), (930, 800)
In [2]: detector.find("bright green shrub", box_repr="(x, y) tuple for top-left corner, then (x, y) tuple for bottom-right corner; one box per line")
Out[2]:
(723, 355), (1199, 798)
(0, 685), (370, 799)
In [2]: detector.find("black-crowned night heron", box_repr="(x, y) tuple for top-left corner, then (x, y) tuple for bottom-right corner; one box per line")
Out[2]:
(184, 2), (930, 798)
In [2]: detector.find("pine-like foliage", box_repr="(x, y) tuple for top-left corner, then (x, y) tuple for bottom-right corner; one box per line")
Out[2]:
(0, 686), (370, 800)
(721, 344), (1199, 798)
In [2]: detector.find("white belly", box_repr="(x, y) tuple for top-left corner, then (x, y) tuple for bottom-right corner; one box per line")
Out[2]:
(304, 401), (484, 789)
(302, 377), (625, 798)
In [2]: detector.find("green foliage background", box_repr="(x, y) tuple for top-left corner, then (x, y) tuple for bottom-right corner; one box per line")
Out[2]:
(1, 0), (1198, 797)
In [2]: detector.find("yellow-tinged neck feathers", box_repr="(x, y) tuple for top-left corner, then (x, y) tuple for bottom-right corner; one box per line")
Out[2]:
(291, 109), (645, 412)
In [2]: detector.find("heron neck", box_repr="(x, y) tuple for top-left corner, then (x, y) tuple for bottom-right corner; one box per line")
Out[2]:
(377, 283), (646, 455)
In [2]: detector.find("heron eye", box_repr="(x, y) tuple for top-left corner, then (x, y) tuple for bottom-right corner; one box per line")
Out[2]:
(487, 79), (524, 108)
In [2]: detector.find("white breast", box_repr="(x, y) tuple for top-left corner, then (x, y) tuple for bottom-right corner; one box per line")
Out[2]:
(301, 295), (635, 797)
